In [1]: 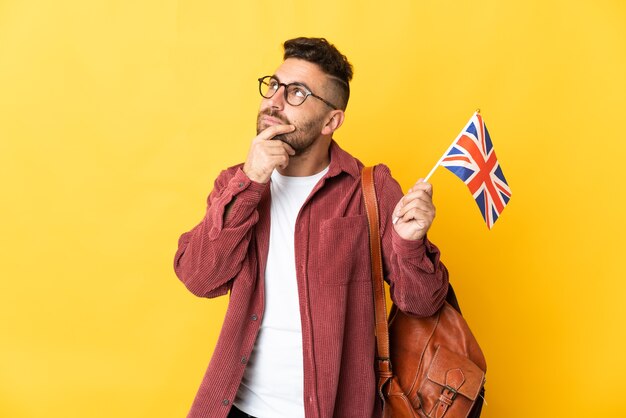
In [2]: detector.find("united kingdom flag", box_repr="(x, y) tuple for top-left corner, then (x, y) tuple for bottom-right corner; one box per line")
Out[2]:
(440, 112), (512, 229)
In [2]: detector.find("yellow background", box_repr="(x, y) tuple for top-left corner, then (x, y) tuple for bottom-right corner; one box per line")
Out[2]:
(1, 0), (625, 417)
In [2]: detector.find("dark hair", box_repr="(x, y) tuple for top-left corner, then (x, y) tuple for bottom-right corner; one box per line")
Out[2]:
(283, 37), (353, 110)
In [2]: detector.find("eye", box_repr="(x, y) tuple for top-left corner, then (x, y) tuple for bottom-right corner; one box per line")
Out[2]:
(267, 78), (279, 90)
(289, 85), (308, 98)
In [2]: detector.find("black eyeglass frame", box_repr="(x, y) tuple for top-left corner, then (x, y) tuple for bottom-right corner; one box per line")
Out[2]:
(258, 76), (338, 110)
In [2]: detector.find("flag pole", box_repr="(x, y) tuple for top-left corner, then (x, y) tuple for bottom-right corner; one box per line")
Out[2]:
(393, 110), (481, 225)
(392, 109), (480, 225)
(423, 109), (481, 182)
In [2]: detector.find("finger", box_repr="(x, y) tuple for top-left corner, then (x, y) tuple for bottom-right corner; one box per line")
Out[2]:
(257, 124), (295, 141)
(394, 193), (435, 225)
(392, 200), (403, 225)
(396, 204), (434, 225)
(398, 207), (433, 228)
(393, 183), (433, 225)
(408, 179), (433, 197)
(273, 154), (290, 170)
(280, 141), (296, 156)
(256, 138), (291, 156)
(392, 190), (435, 225)
(258, 136), (295, 157)
(261, 151), (289, 166)
(267, 148), (294, 161)
(395, 212), (426, 228)
(396, 198), (434, 217)
(399, 189), (434, 209)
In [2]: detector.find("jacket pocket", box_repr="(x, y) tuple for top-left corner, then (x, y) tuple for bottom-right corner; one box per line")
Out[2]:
(317, 215), (371, 285)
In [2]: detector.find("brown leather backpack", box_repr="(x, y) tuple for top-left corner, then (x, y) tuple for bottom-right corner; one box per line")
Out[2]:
(361, 166), (487, 418)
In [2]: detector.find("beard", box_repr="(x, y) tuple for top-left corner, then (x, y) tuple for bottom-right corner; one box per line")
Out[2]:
(256, 108), (324, 156)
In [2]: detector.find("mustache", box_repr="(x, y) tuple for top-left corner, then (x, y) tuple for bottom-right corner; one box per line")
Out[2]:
(260, 108), (291, 125)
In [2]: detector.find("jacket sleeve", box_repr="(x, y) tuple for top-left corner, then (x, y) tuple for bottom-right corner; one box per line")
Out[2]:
(173, 166), (267, 298)
(374, 165), (449, 317)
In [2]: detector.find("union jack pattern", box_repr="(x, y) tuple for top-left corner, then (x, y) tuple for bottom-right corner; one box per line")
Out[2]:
(440, 112), (511, 229)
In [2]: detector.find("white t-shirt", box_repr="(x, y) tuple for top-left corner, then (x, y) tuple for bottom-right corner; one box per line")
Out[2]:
(234, 167), (329, 418)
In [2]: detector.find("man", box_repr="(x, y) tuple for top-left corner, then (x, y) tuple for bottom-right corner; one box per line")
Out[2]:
(174, 37), (449, 418)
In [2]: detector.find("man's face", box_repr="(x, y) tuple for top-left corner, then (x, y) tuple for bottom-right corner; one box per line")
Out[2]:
(257, 58), (333, 155)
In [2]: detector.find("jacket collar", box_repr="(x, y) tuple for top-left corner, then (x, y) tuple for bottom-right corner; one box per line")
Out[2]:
(326, 140), (361, 179)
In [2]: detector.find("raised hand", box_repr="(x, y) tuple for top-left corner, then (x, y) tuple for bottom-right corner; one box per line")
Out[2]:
(242, 124), (296, 183)
(392, 179), (436, 241)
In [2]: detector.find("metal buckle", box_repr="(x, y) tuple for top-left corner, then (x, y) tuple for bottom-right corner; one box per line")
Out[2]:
(442, 385), (458, 400)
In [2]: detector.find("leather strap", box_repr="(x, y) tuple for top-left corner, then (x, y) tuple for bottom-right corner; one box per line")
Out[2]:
(361, 166), (393, 382)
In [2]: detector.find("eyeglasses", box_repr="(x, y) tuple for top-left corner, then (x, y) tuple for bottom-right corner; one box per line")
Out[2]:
(258, 76), (338, 110)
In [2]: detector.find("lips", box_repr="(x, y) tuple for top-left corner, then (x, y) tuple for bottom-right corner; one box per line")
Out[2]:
(261, 115), (289, 126)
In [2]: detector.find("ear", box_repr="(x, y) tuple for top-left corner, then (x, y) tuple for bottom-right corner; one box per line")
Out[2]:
(321, 110), (345, 136)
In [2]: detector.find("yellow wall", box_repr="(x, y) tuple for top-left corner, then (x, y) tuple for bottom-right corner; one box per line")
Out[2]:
(1, 1), (625, 417)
